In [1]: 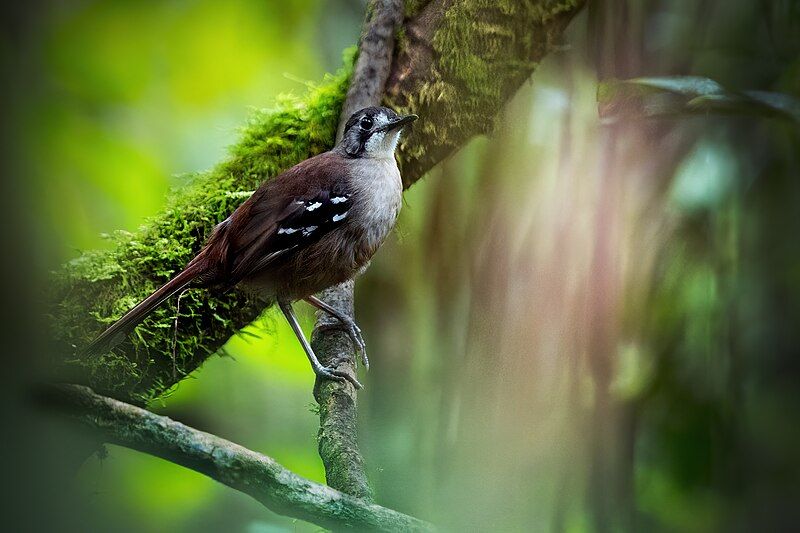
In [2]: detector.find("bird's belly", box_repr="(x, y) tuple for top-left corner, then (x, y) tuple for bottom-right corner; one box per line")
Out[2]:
(248, 229), (375, 302)
(348, 159), (403, 264)
(351, 206), (398, 264)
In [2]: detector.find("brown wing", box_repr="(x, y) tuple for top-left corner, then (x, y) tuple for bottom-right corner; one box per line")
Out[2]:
(200, 152), (353, 287)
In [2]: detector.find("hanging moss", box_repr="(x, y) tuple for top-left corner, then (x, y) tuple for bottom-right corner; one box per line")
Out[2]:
(49, 54), (354, 404)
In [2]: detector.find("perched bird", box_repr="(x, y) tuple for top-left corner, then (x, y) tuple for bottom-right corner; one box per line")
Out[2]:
(84, 106), (417, 389)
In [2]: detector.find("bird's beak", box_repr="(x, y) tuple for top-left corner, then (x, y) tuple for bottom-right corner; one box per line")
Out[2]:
(379, 114), (418, 132)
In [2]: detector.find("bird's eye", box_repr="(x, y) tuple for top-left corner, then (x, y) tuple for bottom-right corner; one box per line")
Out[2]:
(359, 116), (374, 130)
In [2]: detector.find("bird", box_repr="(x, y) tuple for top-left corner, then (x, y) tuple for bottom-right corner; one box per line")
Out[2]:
(83, 106), (418, 389)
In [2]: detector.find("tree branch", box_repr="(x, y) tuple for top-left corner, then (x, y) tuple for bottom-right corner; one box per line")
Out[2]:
(50, 0), (587, 405)
(37, 384), (432, 532)
(386, 0), (586, 185)
(312, 282), (374, 499)
(337, 0), (405, 141)
(310, 0), (404, 501)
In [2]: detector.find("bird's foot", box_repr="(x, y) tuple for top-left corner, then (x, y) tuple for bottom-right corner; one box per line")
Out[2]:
(315, 320), (369, 370)
(314, 363), (363, 390)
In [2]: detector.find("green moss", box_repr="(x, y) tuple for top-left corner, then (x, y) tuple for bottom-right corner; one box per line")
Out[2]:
(404, 0), (428, 18)
(388, 0), (584, 184)
(49, 52), (355, 404)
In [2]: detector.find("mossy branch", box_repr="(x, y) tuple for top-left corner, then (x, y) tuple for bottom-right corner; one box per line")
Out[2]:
(49, 0), (587, 404)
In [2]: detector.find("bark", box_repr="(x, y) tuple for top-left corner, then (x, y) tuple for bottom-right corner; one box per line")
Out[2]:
(310, 0), (404, 501)
(386, 0), (586, 186)
(37, 384), (432, 532)
(312, 283), (373, 500)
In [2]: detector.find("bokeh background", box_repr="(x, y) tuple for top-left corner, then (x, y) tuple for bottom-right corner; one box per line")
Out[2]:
(2, 0), (800, 531)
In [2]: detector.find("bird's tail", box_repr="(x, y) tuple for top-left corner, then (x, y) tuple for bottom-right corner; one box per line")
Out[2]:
(82, 266), (201, 356)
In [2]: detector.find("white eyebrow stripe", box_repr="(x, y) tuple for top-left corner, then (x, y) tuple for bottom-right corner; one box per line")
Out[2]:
(332, 211), (349, 222)
(330, 196), (348, 204)
(306, 201), (322, 211)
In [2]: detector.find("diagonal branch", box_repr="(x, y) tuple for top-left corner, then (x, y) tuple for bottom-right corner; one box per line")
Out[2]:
(38, 384), (432, 532)
(336, 0), (405, 141)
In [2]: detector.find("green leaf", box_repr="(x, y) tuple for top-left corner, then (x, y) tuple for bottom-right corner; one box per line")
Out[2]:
(625, 76), (725, 97)
(598, 76), (800, 123)
(687, 91), (800, 122)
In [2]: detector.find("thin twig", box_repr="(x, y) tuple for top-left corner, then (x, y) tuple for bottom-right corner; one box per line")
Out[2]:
(172, 287), (189, 380)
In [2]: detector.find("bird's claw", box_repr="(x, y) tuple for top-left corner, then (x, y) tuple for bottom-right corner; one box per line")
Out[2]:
(348, 322), (369, 370)
(316, 320), (369, 371)
(315, 364), (363, 389)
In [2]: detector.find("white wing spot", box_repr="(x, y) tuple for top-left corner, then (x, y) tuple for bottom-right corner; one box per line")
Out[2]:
(302, 225), (318, 236)
(278, 227), (299, 234)
(306, 201), (322, 211)
(330, 196), (348, 204)
(332, 211), (349, 222)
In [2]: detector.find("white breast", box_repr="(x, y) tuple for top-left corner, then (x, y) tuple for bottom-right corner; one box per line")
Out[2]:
(347, 157), (403, 251)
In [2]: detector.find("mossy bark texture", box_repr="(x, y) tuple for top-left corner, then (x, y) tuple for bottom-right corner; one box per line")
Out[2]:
(50, 0), (586, 405)
(312, 281), (374, 500)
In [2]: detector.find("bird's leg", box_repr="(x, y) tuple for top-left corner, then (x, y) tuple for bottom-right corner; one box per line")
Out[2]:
(305, 295), (369, 370)
(278, 300), (362, 389)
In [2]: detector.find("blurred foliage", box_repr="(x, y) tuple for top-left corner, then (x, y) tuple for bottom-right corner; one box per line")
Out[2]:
(25, 0), (356, 258)
(15, 0), (800, 532)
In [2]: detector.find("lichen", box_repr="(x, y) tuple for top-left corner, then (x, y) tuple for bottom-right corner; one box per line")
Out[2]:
(49, 51), (355, 404)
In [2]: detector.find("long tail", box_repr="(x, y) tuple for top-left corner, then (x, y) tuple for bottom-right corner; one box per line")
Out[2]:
(82, 266), (202, 356)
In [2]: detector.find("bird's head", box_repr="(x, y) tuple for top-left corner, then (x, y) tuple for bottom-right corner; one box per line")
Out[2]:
(339, 107), (418, 159)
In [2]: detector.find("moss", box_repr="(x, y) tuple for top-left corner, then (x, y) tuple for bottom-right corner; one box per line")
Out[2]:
(403, 0), (430, 18)
(49, 52), (355, 404)
(387, 0), (584, 185)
